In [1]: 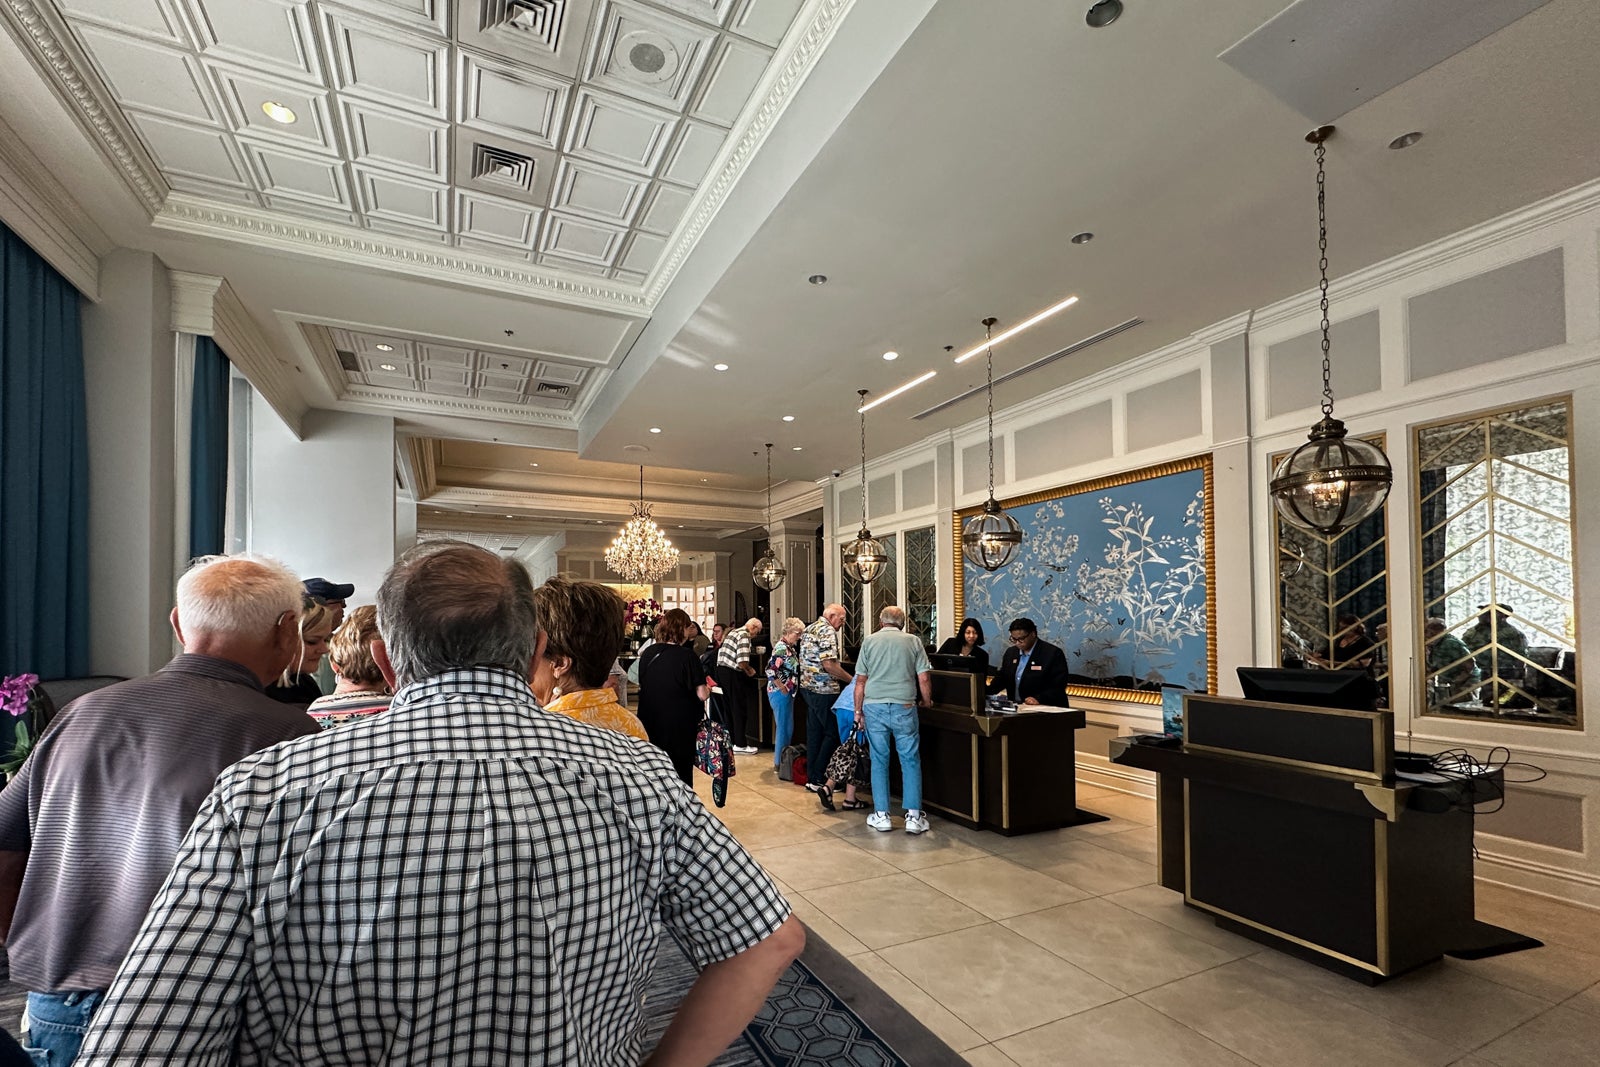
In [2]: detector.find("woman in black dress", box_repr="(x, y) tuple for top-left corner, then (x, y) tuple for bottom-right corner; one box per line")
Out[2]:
(636, 607), (711, 786)
(936, 617), (990, 672)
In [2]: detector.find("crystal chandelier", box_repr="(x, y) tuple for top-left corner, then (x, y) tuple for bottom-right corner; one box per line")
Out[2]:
(605, 466), (680, 583)
(752, 443), (786, 591)
(1269, 126), (1392, 535)
(961, 317), (1024, 570)
(842, 389), (889, 584)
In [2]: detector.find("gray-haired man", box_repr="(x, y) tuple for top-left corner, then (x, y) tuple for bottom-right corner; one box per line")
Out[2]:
(79, 541), (803, 1066)
(852, 605), (933, 835)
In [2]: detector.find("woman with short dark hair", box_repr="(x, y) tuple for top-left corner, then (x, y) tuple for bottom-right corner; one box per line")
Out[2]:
(530, 577), (648, 740)
(637, 608), (710, 786)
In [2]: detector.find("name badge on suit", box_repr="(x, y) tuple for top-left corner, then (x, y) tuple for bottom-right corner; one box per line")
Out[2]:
(1029, 664), (1042, 670)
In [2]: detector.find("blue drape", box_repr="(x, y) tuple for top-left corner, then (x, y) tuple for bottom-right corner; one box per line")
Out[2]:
(0, 220), (90, 681)
(189, 336), (230, 559)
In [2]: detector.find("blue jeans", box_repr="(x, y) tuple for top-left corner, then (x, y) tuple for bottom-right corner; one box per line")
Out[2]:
(25, 990), (104, 1066)
(768, 686), (794, 767)
(862, 701), (922, 814)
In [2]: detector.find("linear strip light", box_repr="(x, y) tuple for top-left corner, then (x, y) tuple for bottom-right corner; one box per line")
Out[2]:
(951, 295), (1079, 363)
(858, 370), (937, 412)
(913, 317), (1143, 419)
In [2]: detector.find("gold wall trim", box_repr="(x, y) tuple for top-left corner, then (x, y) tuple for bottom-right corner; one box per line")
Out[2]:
(953, 453), (1217, 705)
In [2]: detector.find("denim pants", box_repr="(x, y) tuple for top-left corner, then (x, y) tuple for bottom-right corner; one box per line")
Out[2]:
(803, 689), (842, 782)
(25, 989), (104, 1066)
(768, 686), (794, 767)
(862, 701), (922, 814)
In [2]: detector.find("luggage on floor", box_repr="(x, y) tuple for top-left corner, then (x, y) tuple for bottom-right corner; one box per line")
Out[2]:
(777, 743), (805, 781)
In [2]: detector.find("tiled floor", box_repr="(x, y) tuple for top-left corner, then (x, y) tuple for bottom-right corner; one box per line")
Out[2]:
(697, 765), (1600, 1067)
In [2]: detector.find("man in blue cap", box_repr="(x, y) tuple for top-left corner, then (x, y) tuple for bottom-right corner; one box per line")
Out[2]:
(303, 578), (355, 693)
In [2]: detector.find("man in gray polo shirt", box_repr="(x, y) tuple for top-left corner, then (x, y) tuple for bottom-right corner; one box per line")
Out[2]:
(0, 554), (320, 1066)
(851, 605), (933, 835)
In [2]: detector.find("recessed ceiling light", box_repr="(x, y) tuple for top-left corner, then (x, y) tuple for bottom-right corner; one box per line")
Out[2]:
(261, 101), (297, 124)
(378, 363), (397, 371)
(882, 350), (899, 361)
(713, 363), (729, 371)
(649, 426), (662, 433)
(505, 514), (514, 519)
(1070, 232), (1094, 244)
(374, 343), (394, 352)
(1388, 131), (1424, 150)
(782, 415), (795, 422)
(530, 462), (539, 467)
(1085, 0), (1123, 29)
(700, 478), (708, 483)
(792, 446), (803, 451)
(808, 274), (828, 285)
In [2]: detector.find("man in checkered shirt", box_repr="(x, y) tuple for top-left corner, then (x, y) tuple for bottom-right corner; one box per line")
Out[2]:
(77, 541), (804, 1066)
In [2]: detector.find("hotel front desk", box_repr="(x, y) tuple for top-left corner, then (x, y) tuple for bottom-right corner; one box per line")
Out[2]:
(918, 669), (1089, 835)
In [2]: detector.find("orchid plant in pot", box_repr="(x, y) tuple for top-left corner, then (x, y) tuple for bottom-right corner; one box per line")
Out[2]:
(0, 673), (43, 778)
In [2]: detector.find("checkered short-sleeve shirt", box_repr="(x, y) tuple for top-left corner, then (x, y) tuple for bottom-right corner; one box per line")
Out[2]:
(77, 668), (790, 1066)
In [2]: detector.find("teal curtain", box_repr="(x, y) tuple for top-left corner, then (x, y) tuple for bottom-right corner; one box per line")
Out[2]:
(189, 336), (230, 559)
(0, 220), (90, 681)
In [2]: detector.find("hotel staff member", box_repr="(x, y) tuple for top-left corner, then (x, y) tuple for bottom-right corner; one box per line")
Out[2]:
(986, 617), (1071, 706)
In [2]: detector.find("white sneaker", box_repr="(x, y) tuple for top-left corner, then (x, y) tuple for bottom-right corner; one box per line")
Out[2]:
(904, 810), (930, 835)
(733, 745), (758, 755)
(866, 811), (892, 832)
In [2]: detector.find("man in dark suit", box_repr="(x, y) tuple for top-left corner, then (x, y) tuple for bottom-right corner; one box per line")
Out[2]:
(986, 617), (1071, 707)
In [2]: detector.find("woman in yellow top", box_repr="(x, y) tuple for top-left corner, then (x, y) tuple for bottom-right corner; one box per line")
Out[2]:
(530, 576), (650, 742)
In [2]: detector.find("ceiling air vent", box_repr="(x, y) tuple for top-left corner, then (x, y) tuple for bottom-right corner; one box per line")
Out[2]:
(472, 144), (536, 192)
(336, 349), (360, 373)
(484, 0), (566, 48)
(534, 381), (571, 396)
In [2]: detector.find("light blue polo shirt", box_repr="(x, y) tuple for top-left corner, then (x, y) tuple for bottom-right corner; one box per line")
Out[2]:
(853, 626), (933, 703)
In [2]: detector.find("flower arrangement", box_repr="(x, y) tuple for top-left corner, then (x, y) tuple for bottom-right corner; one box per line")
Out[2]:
(0, 673), (43, 778)
(624, 598), (663, 647)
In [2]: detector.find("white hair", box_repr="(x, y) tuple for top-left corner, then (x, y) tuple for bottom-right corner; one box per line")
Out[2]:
(176, 554), (303, 638)
(879, 606), (906, 628)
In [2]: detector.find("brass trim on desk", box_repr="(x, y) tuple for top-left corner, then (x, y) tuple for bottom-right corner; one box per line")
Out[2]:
(1182, 742), (1386, 784)
(1001, 735), (1011, 828)
(972, 735), (981, 818)
(1375, 820), (1390, 974)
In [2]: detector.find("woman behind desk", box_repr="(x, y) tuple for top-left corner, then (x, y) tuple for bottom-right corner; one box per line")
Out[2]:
(935, 617), (990, 673)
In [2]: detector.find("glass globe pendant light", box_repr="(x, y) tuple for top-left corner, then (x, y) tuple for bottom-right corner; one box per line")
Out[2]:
(961, 317), (1024, 570)
(752, 443), (786, 591)
(842, 389), (888, 584)
(1269, 126), (1392, 535)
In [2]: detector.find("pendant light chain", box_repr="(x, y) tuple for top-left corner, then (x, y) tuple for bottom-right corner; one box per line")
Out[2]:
(858, 390), (869, 519)
(1315, 135), (1333, 419)
(984, 318), (997, 497)
(765, 444), (773, 528)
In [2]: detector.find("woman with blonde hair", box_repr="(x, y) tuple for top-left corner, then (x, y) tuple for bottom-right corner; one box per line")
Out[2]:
(265, 598), (332, 707)
(307, 605), (391, 727)
(766, 616), (805, 772)
(530, 577), (649, 741)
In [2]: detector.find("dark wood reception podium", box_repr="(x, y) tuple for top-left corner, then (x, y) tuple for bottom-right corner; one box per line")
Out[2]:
(918, 669), (1088, 835)
(1111, 694), (1504, 981)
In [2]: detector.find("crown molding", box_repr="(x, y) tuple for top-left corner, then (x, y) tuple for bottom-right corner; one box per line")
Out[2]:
(429, 485), (762, 527)
(0, 112), (109, 298)
(642, 0), (855, 305)
(168, 269), (307, 437)
(1250, 176), (1600, 334)
(1, 0), (167, 213)
(395, 436), (438, 499)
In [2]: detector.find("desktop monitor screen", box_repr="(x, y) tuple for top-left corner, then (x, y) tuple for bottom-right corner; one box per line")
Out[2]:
(1236, 667), (1378, 711)
(930, 653), (986, 676)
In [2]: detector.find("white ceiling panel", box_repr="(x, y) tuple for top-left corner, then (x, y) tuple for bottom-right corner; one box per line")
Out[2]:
(320, 8), (447, 118)
(612, 268), (648, 284)
(339, 0), (449, 36)
(457, 51), (568, 146)
(691, 36), (770, 127)
(129, 112), (247, 184)
(586, 0), (717, 111)
(164, 176), (261, 204)
(60, 0), (187, 42)
(258, 195), (358, 225)
(75, 26), (217, 122)
(647, 0), (737, 28)
(551, 159), (647, 224)
(355, 167), (447, 229)
(660, 120), (724, 186)
(618, 231), (667, 273)
(637, 182), (693, 234)
(243, 141), (351, 204)
(454, 0), (599, 80)
(536, 252), (613, 276)
(728, 0), (804, 47)
(186, 0), (319, 78)
(419, 343), (473, 366)
(542, 213), (627, 264)
(566, 88), (677, 174)
(455, 190), (540, 248)
(209, 67), (336, 151)
(535, 361), (586, 384)
(341, 100), (448, 179)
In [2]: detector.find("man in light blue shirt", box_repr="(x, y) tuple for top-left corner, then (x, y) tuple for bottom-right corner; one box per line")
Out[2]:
(851, 605), (934, 835)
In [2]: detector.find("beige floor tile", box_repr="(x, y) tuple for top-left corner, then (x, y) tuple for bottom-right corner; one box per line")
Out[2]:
(1565, 978), (1600, 1017)
(1138, 958), (1459, 1066)
(784, 893), (868, 957)
(1473, 1005), (1600, 1065)
(1003, 896), (1244, 994)
(1072, 783), (1119, 801)
(996, 998), (1253, 1067)
(912, 856), (1089, 919)
(850, 951), (987, 1052)
(834, 823), (995, 872)
(1102, 885), (1262, 954)
(1093, 825), (1158, 861)
(749, 837), (897, 892)
(718, 809), (836, 850)
(961, 1045), (1019, 1066)
(1250, 947), (1549, 1048)
(1079, 793), (1156, 825)
(878, 924), (1122, 1042)
(1007, 837), (1157, 896)
(801, 872), (990, 949)
(1475, 883), (1600, 957)
(1447, 941), (1600, 1004)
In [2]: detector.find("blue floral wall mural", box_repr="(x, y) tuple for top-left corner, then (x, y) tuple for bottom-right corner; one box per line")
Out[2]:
(956, 455), (1216, 701)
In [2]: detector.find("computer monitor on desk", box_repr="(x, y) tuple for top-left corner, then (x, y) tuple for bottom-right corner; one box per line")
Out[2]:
(1236, 666), (1379, 712)
(930, 652), (986, 676)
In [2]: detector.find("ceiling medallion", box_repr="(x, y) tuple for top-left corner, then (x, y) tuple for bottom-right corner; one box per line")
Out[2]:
(960, 318), (1024, 571)
(1269, 126), (1393, 535)
(842, 389), (888, 584)
(752, 444), (786, 591)
(605, 466), (681, 583)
